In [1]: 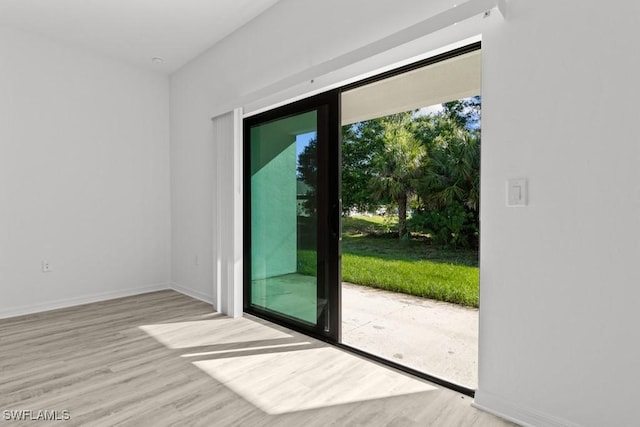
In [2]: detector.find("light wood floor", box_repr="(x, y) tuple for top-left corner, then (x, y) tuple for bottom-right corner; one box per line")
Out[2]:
(0, 291), (515, 426)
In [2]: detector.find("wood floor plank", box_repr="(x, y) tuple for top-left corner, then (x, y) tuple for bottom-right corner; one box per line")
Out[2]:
(0, 290), (516, 426)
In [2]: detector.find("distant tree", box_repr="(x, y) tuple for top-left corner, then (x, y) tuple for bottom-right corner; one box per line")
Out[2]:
(421, 128), (480, 211)
(302, 96), (481, 247)
(442, 96), (481, 130)
(369, 112), (427, 240)
(341, 120), (385, 214)
(297, 137), (317, 215)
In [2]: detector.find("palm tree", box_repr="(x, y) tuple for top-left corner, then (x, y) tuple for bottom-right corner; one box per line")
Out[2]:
(421, 128), (480, 211)
(370, 113), (427, 240)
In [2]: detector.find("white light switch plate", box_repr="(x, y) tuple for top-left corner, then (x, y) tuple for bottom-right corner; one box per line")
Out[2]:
(507, 178), (528, 207)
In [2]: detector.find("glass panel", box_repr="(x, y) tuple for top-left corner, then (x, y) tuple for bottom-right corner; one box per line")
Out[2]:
(339, 47), (481, 389)
(250, 110), (318, 324)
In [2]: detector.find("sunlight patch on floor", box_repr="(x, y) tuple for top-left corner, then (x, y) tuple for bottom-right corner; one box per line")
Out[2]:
(138, 317), (292, 349)
(192, 347), (436, 415)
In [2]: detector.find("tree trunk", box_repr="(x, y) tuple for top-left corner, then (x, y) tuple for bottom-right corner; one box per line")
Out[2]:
(397, 193), (408, 240)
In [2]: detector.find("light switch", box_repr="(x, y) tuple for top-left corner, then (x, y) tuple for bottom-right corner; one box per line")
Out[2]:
(507, 178), (527, 207)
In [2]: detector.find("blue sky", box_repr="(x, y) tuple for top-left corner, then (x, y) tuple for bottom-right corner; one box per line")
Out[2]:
(296, 131), (316, 161)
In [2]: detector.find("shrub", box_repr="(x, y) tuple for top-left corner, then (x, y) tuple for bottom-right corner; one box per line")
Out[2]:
(408, 201), (478, 248)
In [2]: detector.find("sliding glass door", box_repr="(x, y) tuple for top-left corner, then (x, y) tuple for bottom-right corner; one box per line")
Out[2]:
(243, 43), (479, 396)
(244, 91), (340, 340)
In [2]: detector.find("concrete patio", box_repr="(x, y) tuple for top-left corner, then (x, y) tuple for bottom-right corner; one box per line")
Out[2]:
(342, 282), (478, 389)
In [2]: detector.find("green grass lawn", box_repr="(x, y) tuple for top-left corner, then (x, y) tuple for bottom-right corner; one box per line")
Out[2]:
(298, 215), (479, 307)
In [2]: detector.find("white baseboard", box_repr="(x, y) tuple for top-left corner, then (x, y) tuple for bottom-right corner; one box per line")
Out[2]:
(0, 283), (170, 320)
(473, 390), (582, 427)
(169, 282), (215, 305)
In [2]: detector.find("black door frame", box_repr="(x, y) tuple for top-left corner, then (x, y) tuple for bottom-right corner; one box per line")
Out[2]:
(243, 89), (341, 343)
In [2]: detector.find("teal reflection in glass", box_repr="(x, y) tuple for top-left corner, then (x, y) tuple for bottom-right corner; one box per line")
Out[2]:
(250, 110), (318, 324)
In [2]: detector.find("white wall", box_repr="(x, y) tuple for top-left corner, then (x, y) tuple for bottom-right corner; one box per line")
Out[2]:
(170, 0), (640, 426)
(476, 1), (640, 426)
(0, 26), (171, 317)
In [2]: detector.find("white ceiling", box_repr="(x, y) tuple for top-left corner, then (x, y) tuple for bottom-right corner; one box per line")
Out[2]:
(0, 0), (281, 74)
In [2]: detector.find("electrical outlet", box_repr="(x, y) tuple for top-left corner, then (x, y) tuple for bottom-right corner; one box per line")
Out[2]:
(41, 260), (51, 272)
